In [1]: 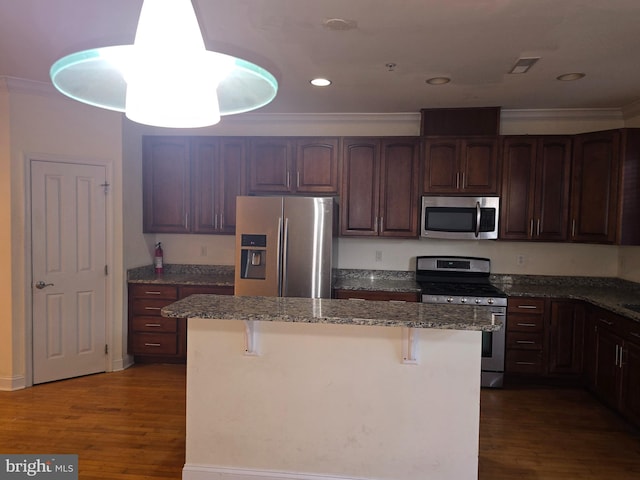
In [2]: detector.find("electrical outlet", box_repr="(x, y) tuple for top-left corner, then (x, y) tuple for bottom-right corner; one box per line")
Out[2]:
(516, 254), (525, 266)
(375, 250), (383, 262)
(200, 245), (208, 257)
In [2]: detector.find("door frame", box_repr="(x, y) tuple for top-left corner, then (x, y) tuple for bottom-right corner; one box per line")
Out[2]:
(23, 153), (114, 387)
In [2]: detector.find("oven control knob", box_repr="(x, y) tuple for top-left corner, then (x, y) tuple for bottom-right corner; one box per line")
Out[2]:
(487, 298), (495, 305)
(475, 298), (482, 304)
(460, 298), (467, 304)
(446, 297), (454, 303)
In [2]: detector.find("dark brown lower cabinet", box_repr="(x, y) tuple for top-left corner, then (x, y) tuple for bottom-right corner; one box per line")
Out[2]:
(333, 289), (419, 302)
(128, 283), (233, 363)
(588, 306), (640, 427)
(506, 298), (584, 382)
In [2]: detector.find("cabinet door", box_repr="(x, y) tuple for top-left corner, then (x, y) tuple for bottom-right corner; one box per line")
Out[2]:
(570, 131), (620, 243)
(294, 138), (340, 194)
(143, 136), (191, 233)
(422, 138), (459, 193)
(340, 138), (380, 236)
(217, 138), (246, 234)
(500, 137), (537, 239)
(548, 300), (584, 375)
(594, 327), (622, 409)
(379, 138), (420, 237)
(621, 339), (640, 425)
(459, 137), (499, 194)
(247, 137), (294, 193)
(191, 137), (219, 233)
(535, 137), (572, 241)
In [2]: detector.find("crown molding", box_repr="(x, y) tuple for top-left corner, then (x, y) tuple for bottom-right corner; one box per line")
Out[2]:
(0, 75), (56, 97)
(501, 107), (623, 123)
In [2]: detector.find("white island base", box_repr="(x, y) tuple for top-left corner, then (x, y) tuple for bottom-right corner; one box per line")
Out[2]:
(183, 318), (482, 480)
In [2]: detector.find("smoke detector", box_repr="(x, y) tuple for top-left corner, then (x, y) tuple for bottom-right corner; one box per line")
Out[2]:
(323, 18), (357, 31)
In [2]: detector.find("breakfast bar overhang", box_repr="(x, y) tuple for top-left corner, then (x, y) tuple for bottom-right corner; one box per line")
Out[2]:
(162, 295), (501, 480)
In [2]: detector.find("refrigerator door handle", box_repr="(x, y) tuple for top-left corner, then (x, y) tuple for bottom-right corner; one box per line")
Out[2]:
(276, 217), (283, 296)
(281, 217), (289, 297)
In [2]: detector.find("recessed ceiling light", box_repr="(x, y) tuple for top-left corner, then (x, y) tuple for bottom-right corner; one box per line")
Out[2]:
(310, 78), (332, 87)
(426, 77), (451, 85)
(509, 57), (540, 74)
(556, 72), (586, 81)
(322, 18), (357, 31)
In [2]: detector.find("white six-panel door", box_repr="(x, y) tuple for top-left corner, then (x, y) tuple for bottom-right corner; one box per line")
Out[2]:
(31, 160), (107, 384)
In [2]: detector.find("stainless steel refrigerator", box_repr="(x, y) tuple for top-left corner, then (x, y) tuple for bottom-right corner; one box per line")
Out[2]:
(234, 196), (336, 298)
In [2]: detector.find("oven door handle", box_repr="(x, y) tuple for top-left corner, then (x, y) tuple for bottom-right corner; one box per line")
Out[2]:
(475, 201), (481, 238)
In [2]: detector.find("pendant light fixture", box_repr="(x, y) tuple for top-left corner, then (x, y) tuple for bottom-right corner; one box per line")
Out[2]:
(50, 0), (278, 128)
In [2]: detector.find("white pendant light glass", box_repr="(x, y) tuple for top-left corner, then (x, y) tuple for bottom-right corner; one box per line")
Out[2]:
(50, 0), (278, 128)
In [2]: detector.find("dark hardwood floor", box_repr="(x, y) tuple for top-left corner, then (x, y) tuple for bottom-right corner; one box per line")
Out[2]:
(1, 364), (639, 479)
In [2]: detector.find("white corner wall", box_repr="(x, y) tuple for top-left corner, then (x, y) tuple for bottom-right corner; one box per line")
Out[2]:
(2, 79), (125, 388)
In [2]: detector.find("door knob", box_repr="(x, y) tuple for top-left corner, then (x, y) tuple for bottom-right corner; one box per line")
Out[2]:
(35, 281), (54, 289)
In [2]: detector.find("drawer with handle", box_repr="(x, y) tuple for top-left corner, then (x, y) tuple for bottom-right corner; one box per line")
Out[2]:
(507, 332), (544, 350)
(132, 316), (177, 333)
(132, 298), (176, 316)
(131, 333), (178, 355)
(506, 350), (544, 374)
(130, 284), (178, 300)
(507, 297), (545, 314)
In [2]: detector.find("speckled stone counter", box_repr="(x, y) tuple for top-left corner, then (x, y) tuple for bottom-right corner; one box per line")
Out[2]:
(332, 269), (421, 293)
(127, 264), (234, 286)
(492, 275), (640, 323)
(162, 294), (501, 331)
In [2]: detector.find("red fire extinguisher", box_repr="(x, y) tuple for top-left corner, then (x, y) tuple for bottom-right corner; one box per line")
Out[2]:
(154, 242), (164, 275)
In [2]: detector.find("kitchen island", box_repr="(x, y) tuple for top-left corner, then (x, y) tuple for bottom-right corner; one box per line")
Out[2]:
(162, 295), (501, 480)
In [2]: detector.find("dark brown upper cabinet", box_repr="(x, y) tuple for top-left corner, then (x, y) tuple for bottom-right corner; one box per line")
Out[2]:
(422, 136), (500, 195)
(341, 137), (420, 237)
(500, 136), (572, 241)
(247, 137), (340, 195)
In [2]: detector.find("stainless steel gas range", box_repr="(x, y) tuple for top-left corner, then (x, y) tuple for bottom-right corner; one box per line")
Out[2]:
(416, 256), (507, 388)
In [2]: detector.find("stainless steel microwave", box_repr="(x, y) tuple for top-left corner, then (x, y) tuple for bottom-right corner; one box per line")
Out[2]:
(420, 196), (500, 240)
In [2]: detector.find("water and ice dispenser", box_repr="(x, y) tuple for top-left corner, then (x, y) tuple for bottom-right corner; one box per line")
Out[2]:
(240, 234), (267, 279)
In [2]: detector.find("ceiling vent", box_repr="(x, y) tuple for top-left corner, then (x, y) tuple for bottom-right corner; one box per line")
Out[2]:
(509, 57), (540, 74)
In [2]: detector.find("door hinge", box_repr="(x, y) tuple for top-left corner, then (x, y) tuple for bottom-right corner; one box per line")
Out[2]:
(105, 344), (109, 355)
(105, 265), (109, 276)
(100, 182), (110, 194)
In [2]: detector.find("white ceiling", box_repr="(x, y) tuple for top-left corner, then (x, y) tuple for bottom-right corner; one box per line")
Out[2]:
(2, 0), (640, 115)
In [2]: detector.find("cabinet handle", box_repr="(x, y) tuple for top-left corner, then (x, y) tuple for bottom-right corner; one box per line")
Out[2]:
(144, 323), (162, 327)
(144, 307), (162, 311)
(516, 322), (537, 327)
(456, 172), (460, 189)
(287, 171), (291, 188)
(516, 340), (536, 344)
(530, 219), (534, 237)
(517, 305), (538, 309)
(571, 219), (576, 237)
(185, 212), (189, 230)
(380, 217), (384, 232)
(297, 171), (300, 188)
(515, 361), (536, 365)
(220, 212), (224, 229)
(460, 172), (465, 188)
(615, 344), (620, 366)
(144, 343), (162, 347)
(619, 346), (624, 368)
(598, 318), (614, 326)
(536, 218), (541, 236)
(144, 291), (162, 295)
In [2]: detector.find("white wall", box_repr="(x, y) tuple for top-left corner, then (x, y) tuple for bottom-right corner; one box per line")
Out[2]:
(123, 108), (640, 279)
(1, 79), (124, 388)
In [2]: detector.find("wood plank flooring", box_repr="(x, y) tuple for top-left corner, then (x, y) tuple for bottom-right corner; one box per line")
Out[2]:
(1, 364), (639, 479)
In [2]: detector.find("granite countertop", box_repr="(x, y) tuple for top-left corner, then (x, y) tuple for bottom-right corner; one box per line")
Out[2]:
(161, 294), (502, 331)
(494, 278), (640, 323)
(332, 269), (421, 293)
(127, 264), (234, 286)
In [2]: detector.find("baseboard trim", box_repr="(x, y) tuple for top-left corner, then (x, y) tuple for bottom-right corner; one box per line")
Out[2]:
(0, 375), (26, 391)
(182, 464), (370, 480)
